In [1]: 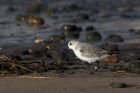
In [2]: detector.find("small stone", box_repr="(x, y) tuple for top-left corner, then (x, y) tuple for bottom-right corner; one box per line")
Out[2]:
(85, 31), (102, 41)
(106, 34), (124, 42)
(68, 71), (75, 74)
(22, 49), (32, 55)
(64, 31), (80, 39)
(97, 11), (110, 18)
(61, 24), (82, 39)
(125, 60), (140, 68)
(26, 2), (46, 13)
(85, 26), (95, 31)
(101, 43), (119, 52)
(48, 35), (65, 43)
(75, 13), (89, 21)
(117, 6), (133, 13)
(34, 36), (44, 44)
(25, 16), (45, 27)
(61, 24), (82, 32)
(46, 49), (64, 62)
(110, 82), (127, 88)
(15, 15), (28, 21)
(135, 29), (140, 35)
(62, 4), (80, 12)
(129, 28), (135, 32)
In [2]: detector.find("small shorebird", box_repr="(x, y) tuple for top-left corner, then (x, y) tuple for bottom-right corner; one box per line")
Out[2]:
(68, 40), (110, 71)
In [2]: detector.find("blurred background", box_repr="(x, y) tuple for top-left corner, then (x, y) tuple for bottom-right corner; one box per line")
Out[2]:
(0, 0), (140, 47)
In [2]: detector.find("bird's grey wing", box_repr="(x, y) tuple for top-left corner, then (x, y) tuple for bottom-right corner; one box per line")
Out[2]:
(80, 44), (108, 58)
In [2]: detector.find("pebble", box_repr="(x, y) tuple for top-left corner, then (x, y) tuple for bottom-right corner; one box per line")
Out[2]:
(85, 31), (102, 41)
(106, 34), (124, 42)
(110, 82), (128, 88)
(125, 60), (140, 68)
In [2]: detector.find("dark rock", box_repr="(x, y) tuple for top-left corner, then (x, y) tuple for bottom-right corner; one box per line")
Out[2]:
(16, 14), (29, 22)
(128, 28), (135, 32)
(44, 7), (58, 16)
(46, 49), (64, 62)
(22, 50), (31, 55)
(110, 82), (127, 88)
(6, 6), (17, 12)
(48, 35), (65, 43)
(64, 31), (80, 39)
(117, 6), (133, 13)
(101, 43), (119, 52)
(25, 16), (45, 27)
(75, 13), (89, 21)
(61, 24), (82, 39)
(28, 62), (47, 73)
(97, 11), (110, 18)
(135, 29), (140, 34)
(85, 26), (95, 31)
(26, 2), (46, 13)
(11, 54), (23, 61)
(16, 15), (45, 27)
(68, 71), (75, 74)
(62, 48), (76, 61)
(32, 50), (44, 58)
(21, 49), (32, 55)
(125, 60), (140, 68)
(61, 24), (82, 32)
(62, 4), (80, 12)
(106, 34), (124, 42)
(85, 31), (102, 41)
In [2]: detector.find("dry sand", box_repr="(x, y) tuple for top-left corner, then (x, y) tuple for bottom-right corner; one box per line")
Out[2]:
(0, 76), (140, 93)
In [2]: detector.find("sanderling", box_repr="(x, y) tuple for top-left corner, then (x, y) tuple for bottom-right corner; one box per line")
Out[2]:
(68, 40), (110, 71)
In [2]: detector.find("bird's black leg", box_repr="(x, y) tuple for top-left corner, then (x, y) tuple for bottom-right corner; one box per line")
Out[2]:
(94, 61), (99, 72)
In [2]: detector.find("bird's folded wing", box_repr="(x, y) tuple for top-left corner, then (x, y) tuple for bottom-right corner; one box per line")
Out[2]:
(80, 45), (108, 58)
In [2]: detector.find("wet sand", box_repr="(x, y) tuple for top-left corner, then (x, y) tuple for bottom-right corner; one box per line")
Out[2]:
(0, 77), (140, 93)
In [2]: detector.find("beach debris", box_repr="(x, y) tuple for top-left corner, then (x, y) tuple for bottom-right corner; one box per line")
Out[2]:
(110, 82), (128, 88)
(0, 54), (51, 76)
(0, 55), (34, 74)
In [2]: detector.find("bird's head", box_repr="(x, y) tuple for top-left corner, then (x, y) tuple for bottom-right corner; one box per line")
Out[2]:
(68, 40), (79, 50)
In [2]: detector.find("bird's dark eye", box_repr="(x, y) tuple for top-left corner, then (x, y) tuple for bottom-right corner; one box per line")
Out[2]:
(69, 42), (72, 45)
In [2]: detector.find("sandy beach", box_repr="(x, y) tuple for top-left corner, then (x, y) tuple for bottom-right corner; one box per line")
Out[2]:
(0, 0), (140, 93)
(0, 76), (140, 93)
